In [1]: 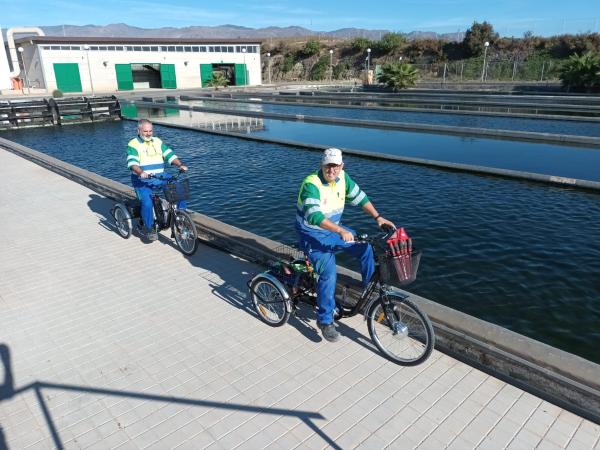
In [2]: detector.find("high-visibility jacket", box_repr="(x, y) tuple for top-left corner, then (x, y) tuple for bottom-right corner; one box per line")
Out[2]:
(126, 136), (177, 176)
(296, 169), (369, 236)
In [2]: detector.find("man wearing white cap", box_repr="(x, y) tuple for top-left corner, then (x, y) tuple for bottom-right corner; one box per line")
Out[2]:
(296, 148), (395, 342)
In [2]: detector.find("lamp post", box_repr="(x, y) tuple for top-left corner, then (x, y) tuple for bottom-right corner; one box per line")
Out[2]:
(366, 48), (371, 84)
(241, 48), (247, 86)
(17, 47), (30, 95)
(83, 45), (95, 96)
(329, 49), (333, 81)
(266, 52), (271, 84)
(481, 41), (489, 82)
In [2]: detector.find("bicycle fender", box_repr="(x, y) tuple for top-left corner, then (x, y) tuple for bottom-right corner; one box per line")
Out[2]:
(362, 288), (409, 320)
(113, 203), (133, 227)
(249, 272), (293, 313)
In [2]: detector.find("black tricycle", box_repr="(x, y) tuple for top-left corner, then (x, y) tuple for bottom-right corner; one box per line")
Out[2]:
(248, 226), (435, 365)
(110, 172), (199, 256)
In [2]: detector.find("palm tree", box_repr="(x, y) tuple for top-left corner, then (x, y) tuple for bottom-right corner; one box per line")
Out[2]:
(559, 52), (600, 93)
(378, 62), (419, 91)
(205, 72), (229, 90)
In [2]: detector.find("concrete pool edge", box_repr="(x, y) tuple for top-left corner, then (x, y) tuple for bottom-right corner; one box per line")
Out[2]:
(1, 136), (598, 424)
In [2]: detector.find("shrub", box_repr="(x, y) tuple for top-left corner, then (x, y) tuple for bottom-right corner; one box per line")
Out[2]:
(302, 40), (322, 57)
(351, 37), (374, 52)
(282, 53), (295, 72)
(309, 55), (330, 80)
(378, 62), (420, 91)
(52, 89), (63, 98)
(559, 51), (600, 92)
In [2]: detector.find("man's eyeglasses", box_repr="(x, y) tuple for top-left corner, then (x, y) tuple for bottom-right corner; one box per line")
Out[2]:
(324, 164), (342, 171)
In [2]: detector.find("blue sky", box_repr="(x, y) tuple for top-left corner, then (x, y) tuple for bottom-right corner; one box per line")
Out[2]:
(1, 0), (599, 36)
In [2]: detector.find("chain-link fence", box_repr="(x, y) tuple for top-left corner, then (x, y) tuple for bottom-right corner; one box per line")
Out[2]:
(412, 58), (563, 82)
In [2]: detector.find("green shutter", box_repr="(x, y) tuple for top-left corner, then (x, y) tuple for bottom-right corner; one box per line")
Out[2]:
(235, 64), (247, 86)
(200, 64), (213, 86)
(120, 103), (138, 118)
(115, 64), (133, 90)
(53, 63), (82, 93)
(160, 64), (177, 89)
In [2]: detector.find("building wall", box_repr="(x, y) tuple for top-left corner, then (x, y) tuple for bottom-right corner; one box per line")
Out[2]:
(32, 43), (262, 93)
(0, 28), (12, 90)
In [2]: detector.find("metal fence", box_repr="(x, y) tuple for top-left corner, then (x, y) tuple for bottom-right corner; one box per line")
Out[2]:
(411, 59), (563, 83)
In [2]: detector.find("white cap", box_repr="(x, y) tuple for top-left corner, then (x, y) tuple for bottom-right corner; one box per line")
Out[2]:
(322, 148), (343, 165)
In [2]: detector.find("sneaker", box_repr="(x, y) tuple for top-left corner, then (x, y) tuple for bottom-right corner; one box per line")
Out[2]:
(317, 322), (340, 343)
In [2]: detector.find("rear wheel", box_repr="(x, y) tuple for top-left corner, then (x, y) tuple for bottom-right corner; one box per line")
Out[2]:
(250, 276), (290, 327)
(172, 210), (198, 256)
(367, 295), (434, 366)
(112, 203), (132, 239)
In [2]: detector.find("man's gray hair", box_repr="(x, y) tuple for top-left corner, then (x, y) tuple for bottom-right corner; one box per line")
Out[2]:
(138, 118), (152, 129)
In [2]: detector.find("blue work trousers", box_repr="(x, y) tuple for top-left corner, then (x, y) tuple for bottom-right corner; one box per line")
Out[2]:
(298, 225), (374, 325)
(134, 178), (187, 229)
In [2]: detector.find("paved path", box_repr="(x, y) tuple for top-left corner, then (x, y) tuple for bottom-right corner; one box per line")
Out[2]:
(0, 148), (598, 450)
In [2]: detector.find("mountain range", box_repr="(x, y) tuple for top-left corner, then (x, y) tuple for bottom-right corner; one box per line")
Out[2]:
(3, 23), (465, 42)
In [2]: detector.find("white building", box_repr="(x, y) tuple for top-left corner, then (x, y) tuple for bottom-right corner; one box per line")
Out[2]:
(12, 36), (263, 94)
(0, 28), (13, 90)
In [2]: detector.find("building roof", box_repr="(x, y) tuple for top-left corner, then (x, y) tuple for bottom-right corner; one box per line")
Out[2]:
(16, 36), (263, 45)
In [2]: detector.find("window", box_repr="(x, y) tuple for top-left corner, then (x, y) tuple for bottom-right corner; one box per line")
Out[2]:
(175, 46), (183, 52)
(98, 46), (107, 51)
(142, 46), (150, 51)
(71, 46), (80, 50)
(115, 46), (124, 51)
(209, 46), (215, 52)
(133, 46), (142, 51)
(126, 46), (133, 51)
(199, 46), (206, 52)
(107, 46), (115, 51)
(168, 46), (175, 52)
(184, 46), (192, 52)
(160, 46), (168, 51)
(90, 46), (99, 50)
(227, 46), (234, 53)
(150, 46), (158, 51)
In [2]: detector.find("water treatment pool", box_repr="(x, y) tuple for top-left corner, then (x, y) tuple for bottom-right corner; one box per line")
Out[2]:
(2, 120), (599, 363)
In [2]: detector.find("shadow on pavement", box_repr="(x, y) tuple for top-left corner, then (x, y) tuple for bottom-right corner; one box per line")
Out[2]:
(0, 343), (340, 450)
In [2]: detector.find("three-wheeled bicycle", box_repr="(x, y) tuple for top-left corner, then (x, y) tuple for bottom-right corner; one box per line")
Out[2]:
(248, 226), (435, 366)
(110, 172), (199, 256)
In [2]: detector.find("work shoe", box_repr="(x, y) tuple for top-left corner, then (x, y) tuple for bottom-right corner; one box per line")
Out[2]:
(144, 227), (158, 241)
(317, 322), (340, 343)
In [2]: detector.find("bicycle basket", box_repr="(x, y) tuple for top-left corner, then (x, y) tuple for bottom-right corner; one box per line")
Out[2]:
(163, 179), (190, 202)
(273, 244), (305, 262)
(378, 250), (422, 287)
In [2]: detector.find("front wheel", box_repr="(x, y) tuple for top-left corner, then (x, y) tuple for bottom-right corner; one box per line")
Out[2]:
(172, 210), (198, 256)
(367, 295), (434, 366)
(250, 276), (291, 327)
(112, 203), (132, 239)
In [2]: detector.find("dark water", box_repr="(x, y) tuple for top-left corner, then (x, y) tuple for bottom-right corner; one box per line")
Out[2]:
(185, 99), (600, 137)
(152, 108), (600, 182)
(2, 121), (599, 363)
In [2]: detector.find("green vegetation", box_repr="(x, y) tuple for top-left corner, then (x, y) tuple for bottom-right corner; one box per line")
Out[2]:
(52, 89), (63, 98)
(205, 72), (229, 90)
(302, 40), (322, 57)
(309, 55), (330, 80)
(262, 22), (600, 90)
(559, 52), (600, 92)
(378, 62), (420, 90)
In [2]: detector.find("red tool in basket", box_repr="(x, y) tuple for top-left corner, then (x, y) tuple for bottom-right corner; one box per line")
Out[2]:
(387, 227), (413, 282)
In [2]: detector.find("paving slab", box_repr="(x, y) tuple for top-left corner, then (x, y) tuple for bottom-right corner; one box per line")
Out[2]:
(0, 148), (599, 449)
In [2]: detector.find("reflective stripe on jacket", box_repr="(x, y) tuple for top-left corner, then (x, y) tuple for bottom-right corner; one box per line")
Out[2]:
(126, 136), (177, 175)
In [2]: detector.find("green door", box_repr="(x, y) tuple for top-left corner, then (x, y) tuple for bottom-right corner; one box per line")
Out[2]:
(200, 64), (213, 86)
(234, 64), (247, 86)
(115, 64), (133, 90)
(53, 63), (82, 93)
(160, 64), (177, 89)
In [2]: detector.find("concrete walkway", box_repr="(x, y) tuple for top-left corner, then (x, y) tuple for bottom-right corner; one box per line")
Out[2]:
(0, 148), (598, 450)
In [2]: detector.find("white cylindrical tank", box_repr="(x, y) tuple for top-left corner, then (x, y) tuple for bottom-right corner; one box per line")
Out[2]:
(0, 27), (12, 90)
